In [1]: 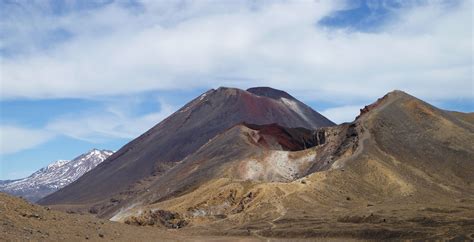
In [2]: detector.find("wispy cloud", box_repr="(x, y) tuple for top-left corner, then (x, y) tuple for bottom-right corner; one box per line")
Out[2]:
(0, 96), (176, 154)
(321, 105), (364, 124)
(0, 125), (54, 155)
(46, 99), (176, 142)
(1, 0), (471, 103)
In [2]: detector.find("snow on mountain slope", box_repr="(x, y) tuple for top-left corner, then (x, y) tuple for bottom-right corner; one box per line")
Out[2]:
(0, 149), (113, 202)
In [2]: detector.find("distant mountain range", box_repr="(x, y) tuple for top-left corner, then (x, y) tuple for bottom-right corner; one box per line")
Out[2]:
(34, 87), (474, 239)
(0, 149), (113, 202)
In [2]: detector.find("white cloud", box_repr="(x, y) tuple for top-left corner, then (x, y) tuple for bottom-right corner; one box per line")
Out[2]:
(0, 126), (54, 155)
(0, 0), (471, 104)
(321, 105), (363, 124)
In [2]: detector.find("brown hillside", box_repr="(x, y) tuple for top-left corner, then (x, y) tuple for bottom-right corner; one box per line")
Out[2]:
(114, 91), (474, 240)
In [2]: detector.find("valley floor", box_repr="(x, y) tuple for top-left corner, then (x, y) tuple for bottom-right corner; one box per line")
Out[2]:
(2, 192), (473, 241)
(188, 202), (474, 240)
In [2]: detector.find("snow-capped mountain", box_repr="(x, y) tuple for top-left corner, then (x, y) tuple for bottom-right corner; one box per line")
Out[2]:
(0, 149), (113, 202)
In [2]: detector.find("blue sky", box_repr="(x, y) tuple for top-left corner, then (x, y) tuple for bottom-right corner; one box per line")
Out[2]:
(0, 0), (472, 180)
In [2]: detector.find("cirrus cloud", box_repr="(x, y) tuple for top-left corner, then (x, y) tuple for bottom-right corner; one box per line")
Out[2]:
(0, 97), (176, 154)
(45, 99), (176, 142)
(0, 125), (54, 155)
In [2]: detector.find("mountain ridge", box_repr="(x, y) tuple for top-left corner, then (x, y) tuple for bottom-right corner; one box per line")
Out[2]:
(12, 88), (474, 239)
(105, 89), (473, 239)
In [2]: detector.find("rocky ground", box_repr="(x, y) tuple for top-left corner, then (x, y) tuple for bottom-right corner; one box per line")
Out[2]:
(0, 193), (267, 241)
(120, 176), (474, 241)
(3, 190), (473, 241)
